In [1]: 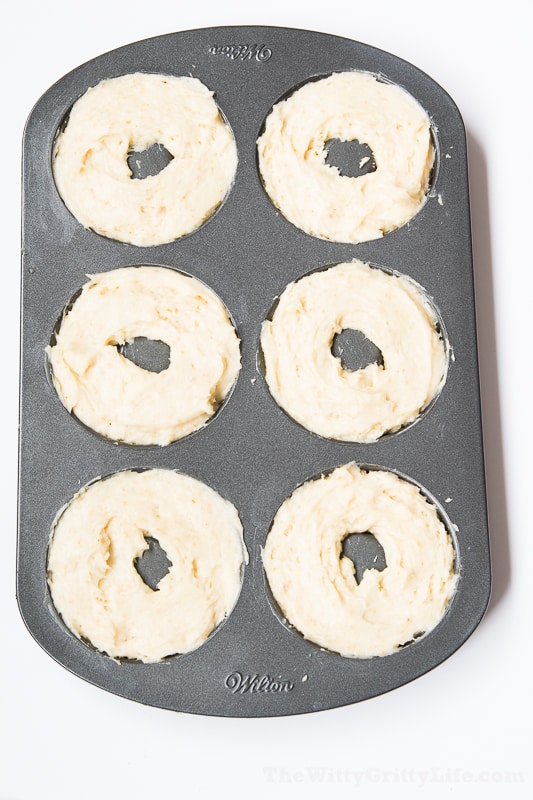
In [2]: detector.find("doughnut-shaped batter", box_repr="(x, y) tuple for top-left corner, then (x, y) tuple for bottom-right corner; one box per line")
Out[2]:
(52, 72), (238, 246)
(47, 266), (241, 445)
(257, 71), (434, 243)
(263, 464), (457, 658)
(260, 260), (447, 442)
(47, 469), (247, 663)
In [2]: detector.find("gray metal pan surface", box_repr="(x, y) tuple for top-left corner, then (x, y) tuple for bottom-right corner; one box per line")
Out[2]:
(19, 25), (490, 716)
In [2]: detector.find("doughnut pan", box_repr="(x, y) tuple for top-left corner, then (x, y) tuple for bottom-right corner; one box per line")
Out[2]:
(18, 25), (491, 717)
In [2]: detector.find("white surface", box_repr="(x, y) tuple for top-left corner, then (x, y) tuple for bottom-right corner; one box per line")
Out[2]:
(2, 2), (531, 797)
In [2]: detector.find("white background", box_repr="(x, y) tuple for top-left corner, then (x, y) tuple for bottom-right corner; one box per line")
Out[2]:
(2, 1), (531, 797)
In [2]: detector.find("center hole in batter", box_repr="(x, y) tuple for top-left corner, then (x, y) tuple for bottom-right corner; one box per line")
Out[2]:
(127, 142), (174, 180)
(324, 138), (377, 178)
(341, 532), (387, 585)
(331, 328), (384, 372)
(134, 535), (173, 591)
(119, 337), (171, 373)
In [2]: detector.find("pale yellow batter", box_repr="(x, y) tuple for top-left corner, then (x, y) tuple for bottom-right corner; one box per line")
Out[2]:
(47, 266), (241, 445)
(263, 463), (457, 658)
(261, 261), (447, 442)
(257, 71), (434, 243)
(53, 72), (238, 246)
(47, 469), (247, 663)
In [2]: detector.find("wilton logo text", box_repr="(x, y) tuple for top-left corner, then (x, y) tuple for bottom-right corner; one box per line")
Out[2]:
(225, 672), (294, 694)
(208, 44), (272, 62)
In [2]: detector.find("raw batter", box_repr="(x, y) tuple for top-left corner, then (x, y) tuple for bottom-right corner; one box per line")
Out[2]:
(257, 71), (434, 243)
(47, 469), (247, 663)
(263, 463), (457, 658)
(53, 72), (238, 246)
(260, 260), (447, 442)
(47, 266), (241, 445)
